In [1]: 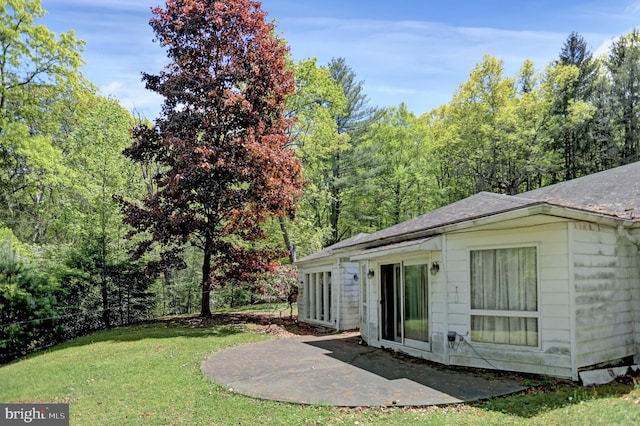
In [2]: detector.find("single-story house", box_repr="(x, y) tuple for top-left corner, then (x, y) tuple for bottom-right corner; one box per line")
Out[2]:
(297, 161), (640, 380)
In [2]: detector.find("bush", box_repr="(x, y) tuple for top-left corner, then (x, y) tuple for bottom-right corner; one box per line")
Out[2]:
(0, 240), (64, 363)
(212, 284), (251, 309)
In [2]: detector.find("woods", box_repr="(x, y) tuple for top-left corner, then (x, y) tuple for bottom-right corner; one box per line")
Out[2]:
(3, 0), (640, 360)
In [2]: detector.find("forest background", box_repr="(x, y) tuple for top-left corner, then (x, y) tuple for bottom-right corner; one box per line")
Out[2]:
(2, 0), (640, 362)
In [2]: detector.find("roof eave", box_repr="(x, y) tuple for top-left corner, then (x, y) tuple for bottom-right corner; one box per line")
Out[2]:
(339, 203), (640, 253)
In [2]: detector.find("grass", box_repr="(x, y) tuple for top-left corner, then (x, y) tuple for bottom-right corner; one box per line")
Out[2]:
(1, 306), (639, 425)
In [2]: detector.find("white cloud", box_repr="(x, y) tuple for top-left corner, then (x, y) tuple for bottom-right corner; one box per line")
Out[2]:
(101, 80), (163, 119)
(278, 17), (573, 112)
(594, 37), (617, 58)
(40, 1), (640, 116)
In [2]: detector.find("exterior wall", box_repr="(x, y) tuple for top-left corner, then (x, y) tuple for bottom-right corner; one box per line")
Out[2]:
(335, 261), (360, 330)
(360, 251), (448, 365)
(360, 217), (576, 378)
(320, 215), (640, 379)
(446, 220), (573, 378)
(297, 272), (307, 321)
(297, 260), (360, 331)
(572, 222), (639, 370)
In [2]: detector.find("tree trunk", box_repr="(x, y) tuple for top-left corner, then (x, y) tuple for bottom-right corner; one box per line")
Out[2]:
(101, 275), (110, 328)
(279, 216), (296, 263)
(200, 237), (213, 317)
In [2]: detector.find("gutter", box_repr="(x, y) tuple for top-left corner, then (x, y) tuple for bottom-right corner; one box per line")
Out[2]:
(341, 203), (634, 255)
(618, 224), (640, 250)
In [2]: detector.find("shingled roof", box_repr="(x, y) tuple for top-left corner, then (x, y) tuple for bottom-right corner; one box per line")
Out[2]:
(338, 161), (640, 250)
(519, 161), (640, 220)
(295, 233), (371, 264)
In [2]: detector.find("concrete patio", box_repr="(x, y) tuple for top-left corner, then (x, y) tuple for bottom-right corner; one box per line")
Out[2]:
(201, 333), (528, 407)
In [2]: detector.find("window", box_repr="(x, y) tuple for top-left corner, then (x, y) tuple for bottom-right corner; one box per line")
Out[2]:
(403, 263), (429, 342)
(470, 246), (538, 347)
(304, 271), (332, 324)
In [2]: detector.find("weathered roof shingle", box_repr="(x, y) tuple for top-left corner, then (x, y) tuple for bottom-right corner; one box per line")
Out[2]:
(344, 161), (640, 250)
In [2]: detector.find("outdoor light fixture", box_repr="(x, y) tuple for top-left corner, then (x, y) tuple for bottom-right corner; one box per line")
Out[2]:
(430, 261), (440, 275)
(353, 273), (359, 282)
(367, 269), (375, 279)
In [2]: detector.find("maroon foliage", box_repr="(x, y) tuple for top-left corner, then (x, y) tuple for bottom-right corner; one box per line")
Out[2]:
(116, 0), (303, 316)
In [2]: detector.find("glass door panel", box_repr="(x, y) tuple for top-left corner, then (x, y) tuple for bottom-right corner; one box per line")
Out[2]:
(403, 264), (429, 345)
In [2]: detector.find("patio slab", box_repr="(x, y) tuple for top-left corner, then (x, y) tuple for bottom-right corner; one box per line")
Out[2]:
(201, 333), (527, 407)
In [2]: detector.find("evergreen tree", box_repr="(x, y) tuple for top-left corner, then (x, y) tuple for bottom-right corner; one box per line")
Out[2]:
(326, 58), (380, 244)
(607, 29), (640, 164)
(548, 32), (599, 179)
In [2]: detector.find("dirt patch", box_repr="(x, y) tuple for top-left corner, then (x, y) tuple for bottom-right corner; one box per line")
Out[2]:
(157, 311), (346, 338)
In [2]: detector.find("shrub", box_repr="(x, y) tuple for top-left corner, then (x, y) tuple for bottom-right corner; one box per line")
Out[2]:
(0, 240), (63, 363)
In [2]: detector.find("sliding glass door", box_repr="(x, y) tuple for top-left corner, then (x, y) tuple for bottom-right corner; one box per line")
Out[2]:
(380, 260), (430, 350)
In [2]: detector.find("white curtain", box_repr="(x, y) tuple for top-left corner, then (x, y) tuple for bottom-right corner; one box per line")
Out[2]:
(470, 247), (537, 346)
(403, 264), (429, 342)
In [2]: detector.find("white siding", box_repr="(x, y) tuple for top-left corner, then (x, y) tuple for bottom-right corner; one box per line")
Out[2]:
(318, 215), (640, 379)
(335, 261), (360, 330)
(445, 220), (573, 378)
(429, 251), (447, 359)
(633, 232), (640, 365)
(297, 260), (361, 331)
(360, 252), (448, 365)
(573, 222), (637, 369)
(298, 272), (307, 321)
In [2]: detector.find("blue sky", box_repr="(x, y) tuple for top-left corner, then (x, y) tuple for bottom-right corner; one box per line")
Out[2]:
(40, 1), (640, 119)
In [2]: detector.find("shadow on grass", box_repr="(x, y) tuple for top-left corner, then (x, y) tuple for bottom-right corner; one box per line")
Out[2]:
(472, 380), (637, 418)
(9, 311), (319, 365)
(10, 315), (252, 364)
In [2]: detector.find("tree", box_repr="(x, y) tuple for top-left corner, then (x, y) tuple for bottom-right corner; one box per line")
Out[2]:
(607, 29), (640, 164)
(283, 58), (347, 258)
(325, 57), (379, 244)
(0, 238), (63, 362)
(62, 94), (142, 328)
(0, 0), (86, 243)
(359, 103), (435, 229)
(548, 32), (599, 179)
(117, 0), (303, 317)
(430, 56), (560, 198)
(431, 55), (515, 198)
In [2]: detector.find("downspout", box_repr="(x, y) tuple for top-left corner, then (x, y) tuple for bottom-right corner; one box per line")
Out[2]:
(617, 224), (640, 365)
(568, 223), (577, 380)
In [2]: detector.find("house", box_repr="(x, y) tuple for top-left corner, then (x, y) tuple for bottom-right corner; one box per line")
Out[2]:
(295, 233), (370, 331)
(298, 161), (640, 380)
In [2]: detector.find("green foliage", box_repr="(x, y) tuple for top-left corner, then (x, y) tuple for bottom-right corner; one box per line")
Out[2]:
(429, 55), (560, 201)
(0, 240), (63, 362)
(357, 103), (437, 229)
(53, 237), (153, 334)
(324, 57), (381, 244)
(607, 28), (640, 163)
(151, 246), (202, 317)
(283, 58), (348, 256)
(0, 0), (90, 243)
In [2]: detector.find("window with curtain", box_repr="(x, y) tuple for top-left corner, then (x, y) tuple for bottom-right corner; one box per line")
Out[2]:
(470, 246), (538, 347)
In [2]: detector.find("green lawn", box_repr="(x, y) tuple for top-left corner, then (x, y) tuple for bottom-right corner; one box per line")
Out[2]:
(2, 309), (639, 425)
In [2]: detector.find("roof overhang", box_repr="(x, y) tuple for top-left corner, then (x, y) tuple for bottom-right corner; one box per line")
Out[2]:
(350, 236), (442, 261)
(343, 203), (640, 255)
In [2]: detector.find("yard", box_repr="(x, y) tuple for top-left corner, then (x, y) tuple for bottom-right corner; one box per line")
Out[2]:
(1, 305), (639, 425)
